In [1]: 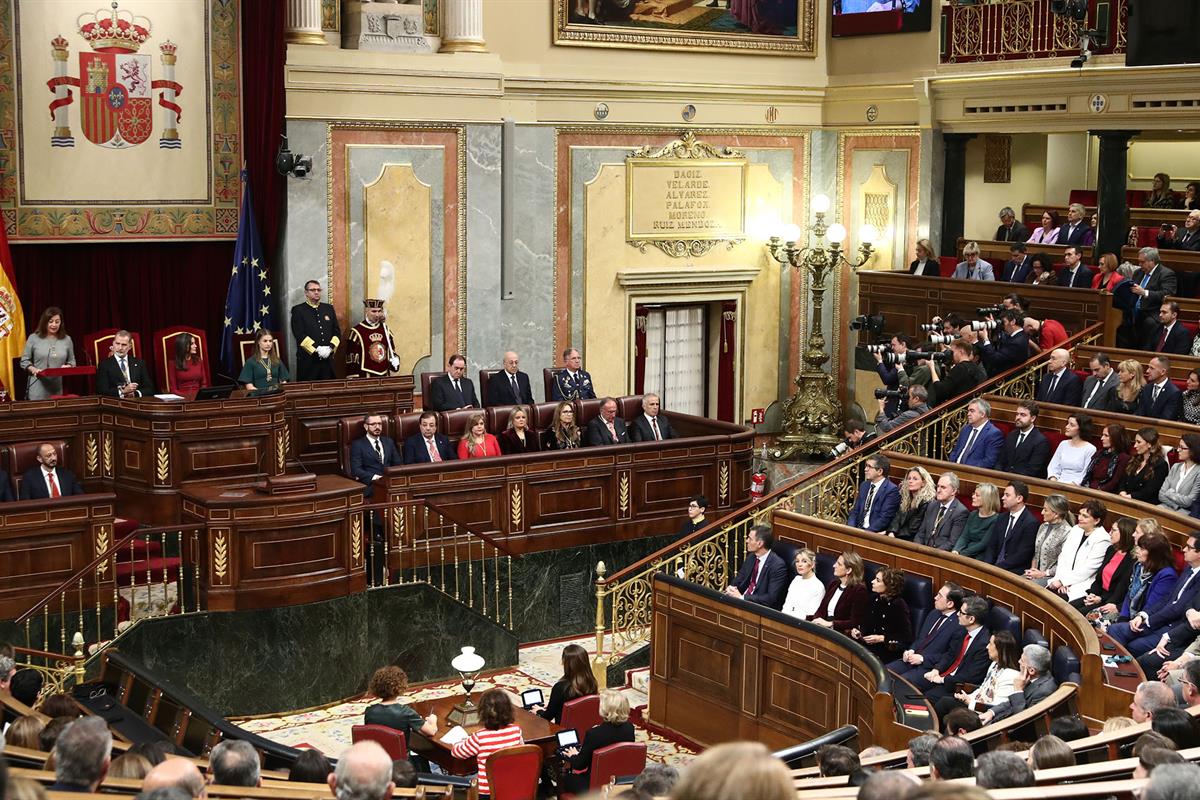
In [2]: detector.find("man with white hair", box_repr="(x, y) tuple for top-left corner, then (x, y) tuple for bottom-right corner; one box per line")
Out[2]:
(142, 758), (207, 798)
(977, 644), (1056, 725)
(1157, 209), (1200, 252)
(49, 716), (112, 792)
(1058, 203), (1094, 247)
(328, 741), (394, 800)
(1131, 680), (1178, 723)
(1143, 762), (1200, 800)
(1035, 349), (1083, 406)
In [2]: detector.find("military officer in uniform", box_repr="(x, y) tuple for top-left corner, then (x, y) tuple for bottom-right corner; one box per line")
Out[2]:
(290, 280), (342, 382)
(550, 347), (596, 401)
(346, 298), (399, 378)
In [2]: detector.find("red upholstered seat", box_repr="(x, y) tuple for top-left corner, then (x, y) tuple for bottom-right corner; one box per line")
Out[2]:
(486, 744), (543, 800)
(83, 328), (141, 366)
(994, 420), (1013, 437)
(1181, 320), (1198, 338)
(152, 326), (211, 393)
(939, 256), (958, 277)
(479, 368), (503, 407)
(543, 368), (558, 403)
(351, 724), (408, 761)
(1068, 190), (1097, 206)
(233, 331), (285, 370)
(534, 400), (567, 430)
(439, 408), (482, 443)
(617, 395), (644, 422)
(6, 440), (71, 498)
(560, 694), (602, 740)
(419, 371), (441, 405)
(587, 742), (647, 791)
(1043, 430), (1066, 452)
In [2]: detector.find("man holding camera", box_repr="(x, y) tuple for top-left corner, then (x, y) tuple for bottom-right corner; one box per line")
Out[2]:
(873, 335), (931, 416)
(876, 385), (931, 434)
(1157, 210), (1200, 252)
(977, 309), (1029, 376)
(830, 419), (876, 459)
(928, 340), (985, 406)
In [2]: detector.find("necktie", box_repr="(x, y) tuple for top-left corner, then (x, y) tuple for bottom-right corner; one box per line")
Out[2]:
(47, 471), (60, 498)
(958, 428), (978, 463)
(933, 505), (947, 534)
(918, 615), (947, 649)
(510, 374), (519, 398)
(1153, 384), (1162, 404)
(999, 515), (1016, 562)
(1136, 271), (1152, 312)
(426, 438), (441, 463)
(1158, 327), (1170, 351)
(1085, 378), (1103, 407)
(119, 357), (130, 383)
(607, 420), (617, 441)
(863, 483), (877, 524)
(453, 379), (461, 398)
(747, 557), (761, 595)
(650, 417), (661, 441)
(1015, 431), (1026, 450)
(941, 632), (973, 677)
(1047, 373), (1059, 399)
(374, 438), (384, 462)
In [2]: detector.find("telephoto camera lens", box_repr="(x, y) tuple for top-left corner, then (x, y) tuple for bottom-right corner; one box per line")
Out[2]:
(827, 441), (850, 459)
(865, 344), (889, 354)
(970, 319), (998, 332)
(918, 323), (940, 332)
(874, 387), (904, 400)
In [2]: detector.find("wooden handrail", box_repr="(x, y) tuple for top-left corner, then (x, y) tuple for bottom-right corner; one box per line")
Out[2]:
(359, 496), (518, 558)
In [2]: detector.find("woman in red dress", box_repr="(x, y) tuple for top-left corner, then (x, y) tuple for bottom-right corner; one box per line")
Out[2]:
(457, 412), (500, 459)
(168, 333), (206, 393)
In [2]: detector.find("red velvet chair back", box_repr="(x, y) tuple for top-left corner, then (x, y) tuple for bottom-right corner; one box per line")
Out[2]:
(588, 742), (647, 790)
(577, 398), (605, 428)
(419, 371), (441, 406)
(397, 412), (426, 444)
(7, 441), (71, 498)
(234, 332), (285, 370)
(485, 744), (543, 800)
(534, 401), (565, 431)
(440, 408), (483, 444)
(83, 328), (141, 366)
(560, 694), (602, 740)
(618, 395), (644, 422)
(487, 404), (535, 435)
(350, 724), (407, 761)
(152, 326), (210, 393)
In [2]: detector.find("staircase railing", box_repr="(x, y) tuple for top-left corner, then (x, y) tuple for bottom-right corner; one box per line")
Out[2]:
(12, 523), (206, 674)
(593, 323), (1103, 663)
(365, 497), (516, 630)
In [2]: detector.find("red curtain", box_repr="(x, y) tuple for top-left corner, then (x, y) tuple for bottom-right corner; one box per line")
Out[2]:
(11, 1), (285, 362)
(717, 301), (736, 422)
(633, 305), (648, 394)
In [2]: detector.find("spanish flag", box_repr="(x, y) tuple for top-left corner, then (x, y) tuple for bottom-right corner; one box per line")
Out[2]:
(0, 220), (25, 397)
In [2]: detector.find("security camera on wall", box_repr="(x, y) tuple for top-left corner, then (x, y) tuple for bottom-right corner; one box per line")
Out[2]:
(275, 135), (313, 179)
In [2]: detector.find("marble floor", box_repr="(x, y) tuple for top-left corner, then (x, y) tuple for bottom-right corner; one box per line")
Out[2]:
(234, 634), (697, 767)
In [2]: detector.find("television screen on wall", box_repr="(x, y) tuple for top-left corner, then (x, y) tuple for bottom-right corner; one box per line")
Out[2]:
(831, 0), (934, 37)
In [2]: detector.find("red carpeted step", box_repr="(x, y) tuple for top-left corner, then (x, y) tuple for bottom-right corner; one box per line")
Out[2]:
(115, 556), (182, 585)
(114, 540), (163, 563)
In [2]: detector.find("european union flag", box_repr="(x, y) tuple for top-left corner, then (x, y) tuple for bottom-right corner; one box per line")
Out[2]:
(220, 171), (274, 375)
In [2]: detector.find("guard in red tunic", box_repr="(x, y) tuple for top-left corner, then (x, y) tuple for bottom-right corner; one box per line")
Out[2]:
(346, 298), (399, 378)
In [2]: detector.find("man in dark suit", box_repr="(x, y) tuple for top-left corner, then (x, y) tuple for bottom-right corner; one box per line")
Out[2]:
(349, 413), (402, 498)
(95, 330), (155, 399)
(927, 340), (986, 406)
(914, 473), (968, 551)
(993, 207), (1029, 243)
(987, 481), (1040, 573)
(630, 393), (677, 442)
(976, 309), (1029, 377)
(886, 582), (965, 674)
(427, 354), (479, 411)
(1000, 243), (1033, 283)
(1056, 246), (1093, 288)
(19, 443), (84, 500)
(997, 400), (1050, 478)
(1081, 353), (1118, 410)
(484, 351), (534, 407)
(1130, 248), (1179, 346)
(1057, 203), (1094, 247)
(1035, 348), (1084, 407)
(402, 412), (458, 464)
(1110, 534), (1200, 654)
(551, 347), (597, 401)
(290, 279), (342, 382)
(977, 644), (1057, 724)
(0, 470), (12, 502)
(903, 595), (992, 700)
(947, 399), (1005, 469)
(1144, 301), (1193, 355)
(846, 454), (900, 533)
(1157, 210), (1200, 252)
(724, 524), (789, 610)
(1138, 356), (1183, 421)
(585, 397), (630, 446)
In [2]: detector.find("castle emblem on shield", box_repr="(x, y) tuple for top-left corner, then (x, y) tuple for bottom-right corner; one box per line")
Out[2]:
(46, 2), (183, 149)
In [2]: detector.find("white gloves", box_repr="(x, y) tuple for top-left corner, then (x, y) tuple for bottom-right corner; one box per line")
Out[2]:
(389, 356), (400, 370)
(316, 345), (332, 359)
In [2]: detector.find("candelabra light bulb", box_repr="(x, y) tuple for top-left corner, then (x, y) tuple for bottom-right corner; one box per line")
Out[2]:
(826, 222), (847, 243)
(811, 194), (831, 214)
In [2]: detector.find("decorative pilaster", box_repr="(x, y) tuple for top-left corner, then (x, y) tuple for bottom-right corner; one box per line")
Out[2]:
(286, 0), (328, 45)
(439, 0), (486, 53)
(939, 133), (976, 257)
(1092, 129), (1140, 259)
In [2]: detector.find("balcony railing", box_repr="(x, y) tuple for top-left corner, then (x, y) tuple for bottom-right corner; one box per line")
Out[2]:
(941, 0), (1127, 64)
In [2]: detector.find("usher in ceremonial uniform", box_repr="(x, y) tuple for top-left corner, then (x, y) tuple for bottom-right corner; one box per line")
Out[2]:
(346, 299), (398, 378)
(290, 299), (342, 381)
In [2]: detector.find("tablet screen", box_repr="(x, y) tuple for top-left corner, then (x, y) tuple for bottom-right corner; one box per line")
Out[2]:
(556, 729), (579, 748)
(521, 688), (544, 709)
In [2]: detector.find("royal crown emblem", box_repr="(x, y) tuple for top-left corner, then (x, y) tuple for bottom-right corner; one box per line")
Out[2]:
(46, 2), (183, 150)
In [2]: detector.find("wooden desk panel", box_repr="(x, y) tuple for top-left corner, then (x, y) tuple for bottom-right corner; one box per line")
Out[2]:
(283, 377), (414, 471)
(408, 695), (562, 776)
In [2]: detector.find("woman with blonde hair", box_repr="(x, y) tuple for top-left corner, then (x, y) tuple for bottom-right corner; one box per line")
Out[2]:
(808, 551), (868, 634)
(4, 714), (45, 750)
(562, 689), (635, 793)
(909, 239), (938, 276)
(1092, 253), (1125, 292)
(1105, 358), (1144, 415)
(887, 466), (936, 541)
(1025, 493), (1074, 584)
(1028, 734), (1076, 770)
(1146, 172), (1180, 209)
(952, 482), (999, 559)
(499, 405), (539, 454)
(457, 412), (500, 459)
(107, 752), (153, 780)
(671, 741), (796, 800)
(781, 548), (825, 620)
(542, 401), (581, 450)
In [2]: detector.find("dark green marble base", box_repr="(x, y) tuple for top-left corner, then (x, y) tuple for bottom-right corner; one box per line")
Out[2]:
(114, 583), (517, 717)
(606, 644), (650, 689)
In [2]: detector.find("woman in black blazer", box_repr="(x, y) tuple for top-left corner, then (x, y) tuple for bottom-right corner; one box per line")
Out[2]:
(562, 689), (636, 793)
(498, 405), (540, 455)
(542, 401), (581, 450)
(1072, 518), (1135, 616)
(851, 567), (913, 661)
(1118, 428), (1169, 503)
(909, 239), (938, 276)
(807, 551), (870, 634)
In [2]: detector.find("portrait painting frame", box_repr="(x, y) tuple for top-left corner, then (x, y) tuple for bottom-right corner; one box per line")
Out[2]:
(552, 0), (817, 57)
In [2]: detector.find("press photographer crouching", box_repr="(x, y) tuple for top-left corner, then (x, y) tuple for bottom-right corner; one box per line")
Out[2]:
(876, 384), (932, 434)
(829, 419), (876, 459)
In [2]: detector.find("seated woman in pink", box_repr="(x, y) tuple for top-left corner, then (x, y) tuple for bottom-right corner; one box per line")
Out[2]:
(449, 689), (523, 796)
(457, 412), (500, 459)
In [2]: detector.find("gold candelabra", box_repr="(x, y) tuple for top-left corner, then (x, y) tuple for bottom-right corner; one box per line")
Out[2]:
(766, 196), (875, 460)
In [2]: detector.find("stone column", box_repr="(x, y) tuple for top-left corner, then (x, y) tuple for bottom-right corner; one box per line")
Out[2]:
(286, 0), (327, 45)
(939, 133), (976, 257)
(1091, 129), (1139, 259)
(439, 0), (486, 53)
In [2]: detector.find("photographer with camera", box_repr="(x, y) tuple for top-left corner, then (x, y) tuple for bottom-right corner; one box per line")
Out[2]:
(977, 308), (1030, 377)
(829, 419), (876, 460)
(928, 340), (986, 407)
(873, 335), (913, 417)
(876, 384), (931, 434)
(1156, 210), (1200, 252)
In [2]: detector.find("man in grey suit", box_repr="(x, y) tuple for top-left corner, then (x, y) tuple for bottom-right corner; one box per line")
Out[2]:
(951, 242), (995, 281)
(914, 472), (968, 551)
(1081, 353), (1118, 410)
(978, 644), (1057, 724)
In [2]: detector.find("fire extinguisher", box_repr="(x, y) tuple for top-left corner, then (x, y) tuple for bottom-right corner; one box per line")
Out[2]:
(749, 444), (768, 501)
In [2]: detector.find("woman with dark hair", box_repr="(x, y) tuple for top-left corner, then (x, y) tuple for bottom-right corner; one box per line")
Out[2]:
(887, 466), (935, 541)
(20, 307), (76, 400)
(1112, 531), (1179, 630)
(168, 333), (206, 393)
(1085, 424), (1131, 493)
(450, 689), (523, 797)
(1028, 735), (1076, 770)
(1027, 254), (1056, 286)
(536, 643), (598, 724)
(364, 666), (438, 738)
(1027, 211), (1060, 245)
(933, 630), (1021, 721)
(1092, 253), (1125, 292)
(1075, 517), (1137, 616)
(542, 401), (581, 450)
(1180, 369), (1200, 422)
(238, 329), (290, 391)
(1159, 432), (1200, 512)
(1151, 707), (1199, 749)
(1119, 428), (1169, 503)
(1146, 173), (1181, 209)
(289, 749), (333, 783)
(499, 405), (539, 455)
(1046, 499), (1110, 602)
(1048, 414), (1096, 485)
(457, 412), (500, 459)
(808, 551), (869, 634)
(850, 567), (912, 661)
(1185, 181), (1200, 211)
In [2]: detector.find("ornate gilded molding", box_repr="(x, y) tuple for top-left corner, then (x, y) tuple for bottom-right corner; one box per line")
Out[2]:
(509, 483), (523, 531)
(718, 460), (730, 508)
(392, 503), (404, 549)
(102, 431), (113, 478)
(94, 525), (110, 577)
(155, 442), (170, 485)
(276, 427), (289, 474)
(212, 530), (229, 584)
(629, 132), (743, 161)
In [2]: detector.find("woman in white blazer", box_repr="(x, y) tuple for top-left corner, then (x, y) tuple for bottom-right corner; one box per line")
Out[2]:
(1046, 499), (1111, 602)
(1159, 433), (1200, 513)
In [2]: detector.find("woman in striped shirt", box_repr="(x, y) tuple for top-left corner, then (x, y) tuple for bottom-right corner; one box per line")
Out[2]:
(449, 689), (524, 795)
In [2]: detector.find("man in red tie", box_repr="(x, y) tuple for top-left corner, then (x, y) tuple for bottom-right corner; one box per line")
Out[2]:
(724, 524), (789, 610)
(900, 595), (992, 701)
(630, 394), (677, 443)
(1144, 301), (1192, 355)
(401, 412), (458, 464)
(19, 443), (84, 500)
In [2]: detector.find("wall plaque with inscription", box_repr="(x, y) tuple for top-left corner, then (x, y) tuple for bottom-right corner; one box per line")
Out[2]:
(625, 133), (747, 258)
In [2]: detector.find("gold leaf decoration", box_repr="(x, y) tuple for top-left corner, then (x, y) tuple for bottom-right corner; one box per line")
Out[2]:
(719, 461), (730, 505)
(276, 428), (289, 473)
(86, 433), (99, 475)
(618, 470), (631, 519)
(155, 442), (170, 484)
(94, 526), (111, 577)
(629, 132), (743, 161)
(351, 515), (362, 566)
(102, 432), (113, 476)
(213, 531), (228, 583)
(510, 483), (522, 530)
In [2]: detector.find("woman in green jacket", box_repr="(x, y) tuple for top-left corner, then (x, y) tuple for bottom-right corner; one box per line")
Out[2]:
(952, 482), (1000, 560)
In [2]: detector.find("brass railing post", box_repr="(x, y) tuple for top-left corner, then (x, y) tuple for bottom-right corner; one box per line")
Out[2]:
(593, 561), (608, 690)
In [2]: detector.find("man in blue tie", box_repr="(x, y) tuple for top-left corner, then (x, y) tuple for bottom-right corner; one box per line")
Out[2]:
(947, 399), (1004, 469)
(1130, 247), (1178, 348)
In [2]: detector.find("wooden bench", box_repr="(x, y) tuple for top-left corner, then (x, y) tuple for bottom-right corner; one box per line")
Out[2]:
(1072, 343), (1200, 388)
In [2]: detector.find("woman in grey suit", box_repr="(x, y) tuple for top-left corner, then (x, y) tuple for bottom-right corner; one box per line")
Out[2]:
(1159, 432), (1200, 513)
(20, 307), (76, 400)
